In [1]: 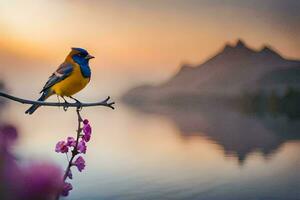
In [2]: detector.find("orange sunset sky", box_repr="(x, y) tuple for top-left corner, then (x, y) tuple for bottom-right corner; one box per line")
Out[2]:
(0, 0), (299, 97)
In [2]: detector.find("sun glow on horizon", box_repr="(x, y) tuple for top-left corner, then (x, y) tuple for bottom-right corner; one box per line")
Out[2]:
(0, 0), (299, 96)
(1, 0), (299, 68)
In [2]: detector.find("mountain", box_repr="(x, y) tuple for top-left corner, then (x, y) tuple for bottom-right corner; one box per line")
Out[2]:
(122, 39), (300, 105)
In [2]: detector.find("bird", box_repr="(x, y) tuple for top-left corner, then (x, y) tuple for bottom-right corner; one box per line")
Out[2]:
(25, 47), (94, 114)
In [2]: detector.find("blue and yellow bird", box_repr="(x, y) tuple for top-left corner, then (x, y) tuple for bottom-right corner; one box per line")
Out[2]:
(25, 48), (94, 114)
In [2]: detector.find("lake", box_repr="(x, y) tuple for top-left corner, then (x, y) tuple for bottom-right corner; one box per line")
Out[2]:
(2, 101), (300, 200)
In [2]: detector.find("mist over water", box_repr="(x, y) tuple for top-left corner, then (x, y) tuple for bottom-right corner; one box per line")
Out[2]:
(3, 99), (300, 200)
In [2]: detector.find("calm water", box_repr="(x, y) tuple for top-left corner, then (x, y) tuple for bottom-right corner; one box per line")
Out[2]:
(2, 101), (300, 200)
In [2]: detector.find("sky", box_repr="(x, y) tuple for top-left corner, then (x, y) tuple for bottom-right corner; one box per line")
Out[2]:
(0, 0), (299, 98)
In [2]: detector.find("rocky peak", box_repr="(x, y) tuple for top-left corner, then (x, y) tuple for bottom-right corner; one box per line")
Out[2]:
(220, 39), (256, 57)
(235, 39), (247, 48)
(259, 45), (281, 58)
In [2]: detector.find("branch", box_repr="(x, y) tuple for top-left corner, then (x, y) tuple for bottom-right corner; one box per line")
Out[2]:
(56, 109), (84, 200)
(0, 92), (115, 110)
(63, 109), (82, 181)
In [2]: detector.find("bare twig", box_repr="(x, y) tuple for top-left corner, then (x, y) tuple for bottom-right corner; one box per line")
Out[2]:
(0, 92), (115, 109)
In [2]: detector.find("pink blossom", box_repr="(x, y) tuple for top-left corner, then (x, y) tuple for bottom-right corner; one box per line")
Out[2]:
(0, 124), (18, 148)
(82, 119), (92, 142)
(55, 141), (68, 153)
(83, 119), (89, 125)
(61, 182), (73, 196)
(66, 137), (76, 147)
(74, 156), (85, 172)
(67, 169), (73, 179)
(82, 131), (91, 142)
(0, 125), (64, 199)
(22, 163), (63, 199)
(77, 140), (87, 154)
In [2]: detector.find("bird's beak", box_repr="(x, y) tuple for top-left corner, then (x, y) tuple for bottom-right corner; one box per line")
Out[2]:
(85, 54), (95, 60)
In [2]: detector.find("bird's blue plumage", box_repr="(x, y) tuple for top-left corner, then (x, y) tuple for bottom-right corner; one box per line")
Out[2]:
(72, 47), (88, 56)
(72, 54), (91, 78)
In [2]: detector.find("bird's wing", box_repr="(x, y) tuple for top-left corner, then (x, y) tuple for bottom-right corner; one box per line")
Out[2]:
(40, 62), (74, 93)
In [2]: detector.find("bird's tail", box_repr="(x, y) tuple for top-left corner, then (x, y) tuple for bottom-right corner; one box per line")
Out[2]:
(25, 90), (52, 115)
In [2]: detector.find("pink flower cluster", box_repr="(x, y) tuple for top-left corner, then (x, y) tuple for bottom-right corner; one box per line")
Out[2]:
(55, 119), (92, 197)
(0, 124), (64, 200)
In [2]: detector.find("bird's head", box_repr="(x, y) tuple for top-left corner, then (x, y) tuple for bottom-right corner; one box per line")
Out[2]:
(67, 47), (95, 65)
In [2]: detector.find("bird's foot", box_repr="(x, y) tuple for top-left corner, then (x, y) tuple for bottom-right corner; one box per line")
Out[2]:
(62, 97), (69, 111)
(70, 96), (83, 111)
(62, 97), (69, 104)
(69, 96), (82, 104)
(76, 106), (82, 112)
(63, 106), (69, 112)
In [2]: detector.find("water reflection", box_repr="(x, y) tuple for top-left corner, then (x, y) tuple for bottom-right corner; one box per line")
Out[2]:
(2, 101), (300, 200)
(129, 103), (300, 165)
